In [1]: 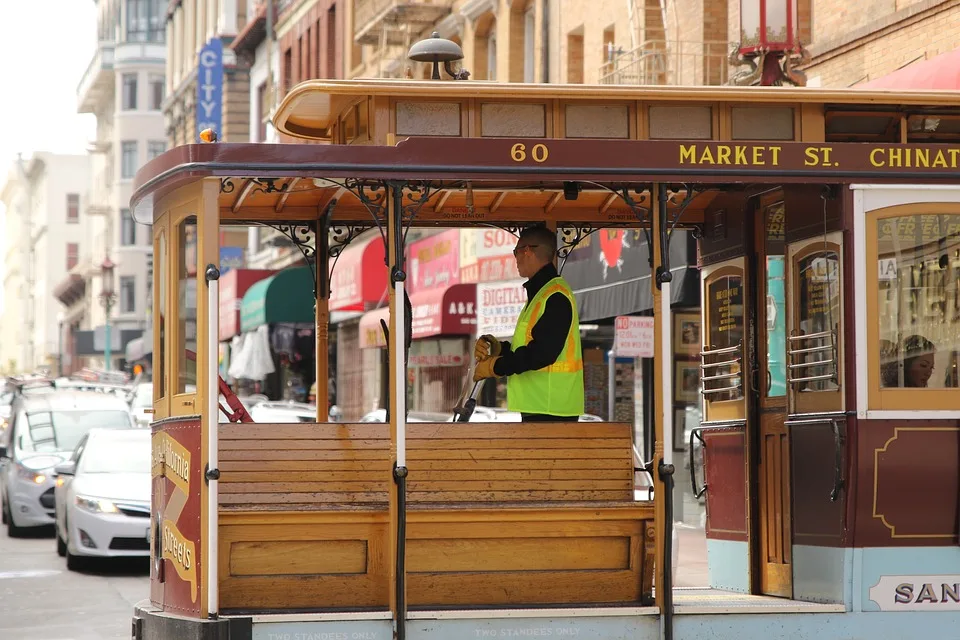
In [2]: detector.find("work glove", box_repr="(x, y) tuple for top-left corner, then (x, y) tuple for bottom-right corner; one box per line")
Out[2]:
(473, 356), (500, 382)
(474, 335), (502, 361)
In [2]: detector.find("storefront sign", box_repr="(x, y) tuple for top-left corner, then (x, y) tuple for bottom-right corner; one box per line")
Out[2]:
(476, 228), (520, 282)
(359, 307), (389, 349)
(477, 280), (527, 338)
(409, 229), (460, 294)
(869, 575), (960, 610)
(614, 315), (654, 357)
(196, 38), (223, 141)
(460, 229), (480, 282)
(219, 246), (244, 275)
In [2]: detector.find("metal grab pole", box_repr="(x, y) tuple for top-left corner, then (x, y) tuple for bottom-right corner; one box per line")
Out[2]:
(390, 186), (408, 640)
(607, 348), (616, 420)
(204, 264), (221, 619)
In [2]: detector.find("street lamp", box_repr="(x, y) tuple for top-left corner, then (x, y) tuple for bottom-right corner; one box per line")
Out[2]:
(100, 258), (117, 372)
(731, 0), (809, 86)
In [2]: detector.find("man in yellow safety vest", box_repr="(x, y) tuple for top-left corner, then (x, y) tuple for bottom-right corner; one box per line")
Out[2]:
(472, 226), (585, 422)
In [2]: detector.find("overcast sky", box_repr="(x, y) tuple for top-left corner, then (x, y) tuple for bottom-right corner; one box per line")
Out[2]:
(0, 0), (98, 312)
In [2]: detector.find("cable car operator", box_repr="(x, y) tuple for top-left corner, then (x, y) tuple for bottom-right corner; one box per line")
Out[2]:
(472, 226), (585, 422)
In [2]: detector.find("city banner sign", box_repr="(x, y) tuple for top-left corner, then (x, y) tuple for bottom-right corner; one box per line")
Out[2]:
(196, 38), (223, 142)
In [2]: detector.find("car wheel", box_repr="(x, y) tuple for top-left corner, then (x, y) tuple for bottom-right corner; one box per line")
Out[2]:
(66, 547), (86, 571)
(56, 526), (66, 557)
(1, 492), (8, 525)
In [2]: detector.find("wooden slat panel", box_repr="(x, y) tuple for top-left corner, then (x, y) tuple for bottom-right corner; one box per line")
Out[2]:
(407, 490), (630, 502)
(219, 438), (389, 450)
(220, 458), (630, 472)
(406, 423), (632, 439)
(219, 423), (389, 440)
(408, 569), (641, 606)
(406, 448), (627, 460)
(219, 469), (630, 482)
(219, 575), (389, 609)
(407, 537), (630, 572)
(219, 479), (628, 494)
(229, 540), (367, 575)
(221, 492), (390, 504)
(220, 482), (389, 493)
(220, 450), (389, 461)
(405, 437), (632, 449)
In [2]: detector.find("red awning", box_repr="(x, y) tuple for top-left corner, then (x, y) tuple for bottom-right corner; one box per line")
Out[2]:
(218, 268), (275, 341)
(330, 236), (387, 312)
(857, 48), (960, 90)
(358, 283), (477, 348)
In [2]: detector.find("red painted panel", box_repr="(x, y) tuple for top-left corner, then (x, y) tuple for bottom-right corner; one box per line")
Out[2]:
(790, 420), (846, 547)
(855, 420), (959, 547)
(703, 427), (749, 542)
(151, 417), (203, 617)
(219, 269), (275, 341)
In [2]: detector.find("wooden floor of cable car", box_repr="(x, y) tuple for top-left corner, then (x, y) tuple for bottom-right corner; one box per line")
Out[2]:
(216, 421), (656, 613)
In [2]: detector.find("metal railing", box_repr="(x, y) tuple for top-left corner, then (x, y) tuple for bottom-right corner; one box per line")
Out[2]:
(699, 342), (743, 400)
(599, 40), (733, 86)
(787, 328), (838, 389)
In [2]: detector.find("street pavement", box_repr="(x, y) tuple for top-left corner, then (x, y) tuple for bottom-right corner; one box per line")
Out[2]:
(0, 526), (148, 640)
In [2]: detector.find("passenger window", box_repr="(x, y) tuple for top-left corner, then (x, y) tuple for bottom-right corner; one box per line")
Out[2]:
(176, 216), (198, 394)
(156, 230), (167, 400)
(788, 236), (843, 414)
(869, 209), (960, 409)
(701, 261), (746, 422)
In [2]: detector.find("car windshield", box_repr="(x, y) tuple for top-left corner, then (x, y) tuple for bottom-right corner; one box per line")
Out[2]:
(24, 410), (132, 453)
(131, 384), (153, 409)
(81, 433), (151, 474)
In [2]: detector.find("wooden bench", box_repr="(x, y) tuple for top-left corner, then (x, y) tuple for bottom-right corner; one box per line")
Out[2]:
(216, 421), (655, 612)
(216, 422), (391, 610)
(404, 423), (655, 608)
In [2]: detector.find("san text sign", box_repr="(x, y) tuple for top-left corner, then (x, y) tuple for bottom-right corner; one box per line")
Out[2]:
(869, 575), (960, 611)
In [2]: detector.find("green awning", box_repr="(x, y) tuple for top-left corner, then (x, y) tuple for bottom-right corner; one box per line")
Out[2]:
(239, 266), (315, 332)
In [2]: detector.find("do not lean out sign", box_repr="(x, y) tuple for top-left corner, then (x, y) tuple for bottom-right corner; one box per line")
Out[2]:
(614, 316), (655, 358)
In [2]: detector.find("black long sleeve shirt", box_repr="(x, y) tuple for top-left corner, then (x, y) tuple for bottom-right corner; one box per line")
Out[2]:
(493, 263), (573, 377)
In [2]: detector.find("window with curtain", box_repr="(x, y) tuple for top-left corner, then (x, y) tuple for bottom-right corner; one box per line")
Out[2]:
(122, 73), (138, 110)
(121, 209), (136, 246)
(121, 141), (138, 179)
(120, 276), (136, 314)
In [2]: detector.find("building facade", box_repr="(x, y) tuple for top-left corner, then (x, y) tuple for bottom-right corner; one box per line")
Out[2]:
(65, 0), (167, 373)
(0, 154), (92, 375)
(164, 0), (252, 145)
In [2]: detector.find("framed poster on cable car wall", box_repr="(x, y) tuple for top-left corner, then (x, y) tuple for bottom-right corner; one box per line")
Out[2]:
(701, 259), (746, 423)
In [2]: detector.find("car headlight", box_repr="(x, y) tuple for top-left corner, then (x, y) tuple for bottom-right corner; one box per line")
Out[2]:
(16, 465), (47, 484)
(75, 496), (120, 514)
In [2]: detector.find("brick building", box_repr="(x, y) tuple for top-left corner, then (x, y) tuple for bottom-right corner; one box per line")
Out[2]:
(163, 0), (252, 145)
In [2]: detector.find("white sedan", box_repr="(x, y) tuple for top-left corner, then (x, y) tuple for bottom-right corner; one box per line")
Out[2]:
(53, 428), (151, 570)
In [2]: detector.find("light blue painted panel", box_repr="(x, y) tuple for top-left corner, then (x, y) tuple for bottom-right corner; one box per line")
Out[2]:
(707, 538), (750, 593)
(407, 616), (657, 640)
(859, 546), (960, 612)
(253, 619), (392, 640)
(792, 545), (850, 605)
(675, 611), (960, 640)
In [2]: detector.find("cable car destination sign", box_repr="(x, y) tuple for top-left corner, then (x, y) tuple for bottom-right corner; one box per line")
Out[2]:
(386, 138), (960, 180)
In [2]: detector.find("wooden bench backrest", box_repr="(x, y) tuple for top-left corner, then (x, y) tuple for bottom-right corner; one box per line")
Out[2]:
(218, 421), (634, 509)
(218, 423), (390, 509)
(405, 422), (634, 503)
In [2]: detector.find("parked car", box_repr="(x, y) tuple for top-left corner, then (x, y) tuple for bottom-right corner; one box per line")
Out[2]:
(0, 391), (135, 536)
(359, 409), (453, 423)
(127, 382), (153, 427)
(248, 401), (320, 423)
(53, 428), (151, 570)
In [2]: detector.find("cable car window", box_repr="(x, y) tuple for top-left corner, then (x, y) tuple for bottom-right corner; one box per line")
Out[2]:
(876, 213), (960, 390)
(177, 216), (198, 393)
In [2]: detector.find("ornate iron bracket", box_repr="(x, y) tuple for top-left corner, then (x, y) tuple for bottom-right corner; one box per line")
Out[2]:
(665, 184), (706, 236)
(397, 181), (437, 248)
(251, 178), (289, 194)
(220, 178), (236, 193)
(557, 226), (598, 273)
(327, 223), (372, 290)
(261, 222), (318, 297)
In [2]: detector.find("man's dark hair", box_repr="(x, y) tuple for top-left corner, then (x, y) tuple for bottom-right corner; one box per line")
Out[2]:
(519, 226), (557, 263)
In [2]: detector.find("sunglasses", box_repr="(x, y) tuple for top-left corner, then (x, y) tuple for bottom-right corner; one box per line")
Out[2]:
(513, 244), (539, 257)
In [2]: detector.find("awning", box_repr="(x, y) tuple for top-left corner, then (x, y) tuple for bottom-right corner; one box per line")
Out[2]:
(357, 283), (476, 348)
(857, 48), (960, 90)
(125, 331), (151, 363)
(564, 229), (699, 321)
(240, 266), (315, 332)
(219, 268), (275, 341)
(330, 235), (387, 311)
(409, 283), (476, 339)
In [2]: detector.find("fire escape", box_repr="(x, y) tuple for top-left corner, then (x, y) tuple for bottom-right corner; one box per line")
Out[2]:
(353, 0), (455, 78)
